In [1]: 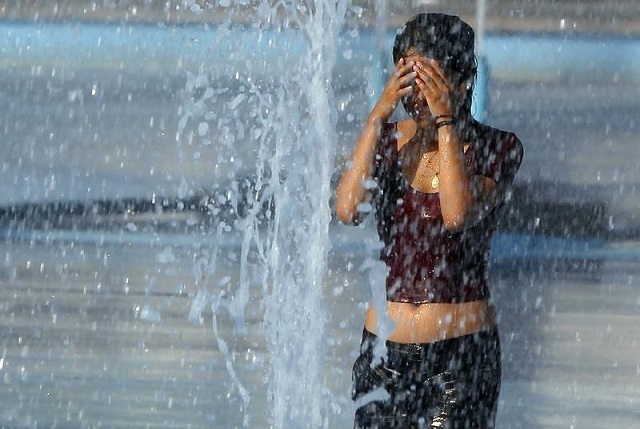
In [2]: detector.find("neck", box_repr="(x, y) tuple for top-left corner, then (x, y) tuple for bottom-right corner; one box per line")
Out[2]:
(413, 121), (438, 151)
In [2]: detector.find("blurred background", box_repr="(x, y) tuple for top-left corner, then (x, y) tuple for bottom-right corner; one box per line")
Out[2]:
(1, 1), (640, 428)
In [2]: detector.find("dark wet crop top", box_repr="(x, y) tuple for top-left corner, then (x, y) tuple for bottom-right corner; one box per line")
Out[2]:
(373, 122), (523, 304)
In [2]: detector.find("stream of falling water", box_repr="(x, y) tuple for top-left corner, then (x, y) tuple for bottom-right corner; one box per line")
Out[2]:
(179, 1), (348, 427)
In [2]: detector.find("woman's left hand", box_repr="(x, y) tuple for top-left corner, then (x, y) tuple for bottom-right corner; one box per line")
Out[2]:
(413, 60), (454, 118)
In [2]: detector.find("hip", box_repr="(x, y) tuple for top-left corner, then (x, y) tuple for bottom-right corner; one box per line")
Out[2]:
(354, 327), (501, 380)
(352, 328), (502, 427)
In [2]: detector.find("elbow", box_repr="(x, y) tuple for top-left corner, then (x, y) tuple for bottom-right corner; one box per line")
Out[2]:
(334, 187), (357, 224)
(441, 194), (480, 232)
(335, 199), (366, 225)
(443, 217), (465, 233)
(443, 208), (487, 232)
(442, 209), (471, 233)
(335, 180), (366, 225)
(336, 192), (374, 225)
(335, 185), (353, 224)
(335, 204), (355, 225)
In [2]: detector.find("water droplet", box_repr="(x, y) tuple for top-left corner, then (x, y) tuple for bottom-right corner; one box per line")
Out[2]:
(198, 122), (209, 136)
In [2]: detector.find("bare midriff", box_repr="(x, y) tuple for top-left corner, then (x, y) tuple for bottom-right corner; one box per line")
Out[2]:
(364, 299), (496, 344)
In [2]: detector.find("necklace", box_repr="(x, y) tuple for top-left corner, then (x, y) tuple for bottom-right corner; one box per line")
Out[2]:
(420, 150), (440, 189)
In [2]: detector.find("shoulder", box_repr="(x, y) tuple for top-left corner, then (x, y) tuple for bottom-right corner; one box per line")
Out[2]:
(467, 122), (524, 185)
(470, 122), (523, 163)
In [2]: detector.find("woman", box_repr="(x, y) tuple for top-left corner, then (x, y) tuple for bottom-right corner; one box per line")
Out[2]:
(336, 13), (523, 428)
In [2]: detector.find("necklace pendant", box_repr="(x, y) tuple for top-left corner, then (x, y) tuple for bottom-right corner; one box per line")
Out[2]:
(431, 174), (439, 189)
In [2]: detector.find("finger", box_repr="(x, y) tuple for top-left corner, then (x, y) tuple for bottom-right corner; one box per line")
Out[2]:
(397, 86), (413, 97)
(395, 59), (416, 77)
(415, 78), (439, 104)
(428, 59), (447, 79)
(415, 67), (439, 90)
(415, 77), (434, 94)
(418, 61), (449, 90)
(397, 71), (417, 87)
(412, 66), (433, 87)
(414, 62), (442, 86)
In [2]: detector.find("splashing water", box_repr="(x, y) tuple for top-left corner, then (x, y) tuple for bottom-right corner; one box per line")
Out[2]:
(179, 1), (348, 427)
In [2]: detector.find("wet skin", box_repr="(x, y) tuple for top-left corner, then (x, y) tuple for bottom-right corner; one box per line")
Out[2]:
(337, 50), (501, 344)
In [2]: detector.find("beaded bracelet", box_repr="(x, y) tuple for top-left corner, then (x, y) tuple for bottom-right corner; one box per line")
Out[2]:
(435, 119), (456, 129)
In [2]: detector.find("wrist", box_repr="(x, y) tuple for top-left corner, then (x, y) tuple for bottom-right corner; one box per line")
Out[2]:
(366, 110), (391, 129)
(370, 101), (395, 123)
(434, 114), (456, 130)
(435, 119), (456, 129)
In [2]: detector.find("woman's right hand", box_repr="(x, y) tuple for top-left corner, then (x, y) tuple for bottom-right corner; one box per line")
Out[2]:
(371, 58), (417, 121)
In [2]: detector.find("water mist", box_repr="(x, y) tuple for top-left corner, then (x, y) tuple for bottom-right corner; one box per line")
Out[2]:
(179, 1), (348, 427)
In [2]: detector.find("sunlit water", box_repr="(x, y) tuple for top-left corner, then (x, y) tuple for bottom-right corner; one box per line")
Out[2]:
(176, 2), (350, 427)
(3, 232), (640, 428)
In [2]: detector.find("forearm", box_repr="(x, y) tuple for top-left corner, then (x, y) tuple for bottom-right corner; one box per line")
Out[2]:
(437, 124), (475, 230)
(335, 114), (386, 224)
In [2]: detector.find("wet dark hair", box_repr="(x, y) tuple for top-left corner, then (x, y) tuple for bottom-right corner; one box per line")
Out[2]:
(393, 13), (477, 115)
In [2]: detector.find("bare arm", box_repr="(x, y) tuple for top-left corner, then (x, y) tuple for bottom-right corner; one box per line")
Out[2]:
(437, 125), (500, 231)
(335, 117), (384, 224)
(414, 59), (501, 232)
(335, 59), (416, 225)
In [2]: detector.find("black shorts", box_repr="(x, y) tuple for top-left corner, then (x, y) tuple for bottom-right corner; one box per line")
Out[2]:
(352, 328), (501, 429)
